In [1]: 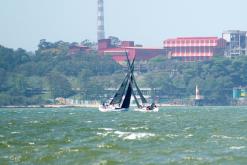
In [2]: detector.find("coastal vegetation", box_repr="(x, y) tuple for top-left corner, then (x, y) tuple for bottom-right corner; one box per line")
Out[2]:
(0, 40), (247, 106)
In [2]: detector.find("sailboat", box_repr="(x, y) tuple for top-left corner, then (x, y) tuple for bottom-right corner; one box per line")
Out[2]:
(98, 52), (159, 112)
(125, 55), (159, 112)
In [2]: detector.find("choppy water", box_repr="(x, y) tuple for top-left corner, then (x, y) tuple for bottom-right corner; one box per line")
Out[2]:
(1, 107), (247, 164)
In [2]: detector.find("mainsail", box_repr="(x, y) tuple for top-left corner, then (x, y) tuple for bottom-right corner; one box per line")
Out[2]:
(109, 75), (128, 105)
(121, 81), (132, 108)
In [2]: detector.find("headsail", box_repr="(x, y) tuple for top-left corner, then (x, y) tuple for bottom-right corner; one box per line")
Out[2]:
(110, 75), (128, 105)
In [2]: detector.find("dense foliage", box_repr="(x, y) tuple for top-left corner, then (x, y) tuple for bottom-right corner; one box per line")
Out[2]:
(144, 55), (247, 105)
(0, 41), (121, 105)
(0, 41), (247, 106)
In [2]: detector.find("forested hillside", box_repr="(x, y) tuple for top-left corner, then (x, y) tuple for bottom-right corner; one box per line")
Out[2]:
(0, 41), (121, 105)
(1, 40), (247, 106)
(144, 55), (247, 105)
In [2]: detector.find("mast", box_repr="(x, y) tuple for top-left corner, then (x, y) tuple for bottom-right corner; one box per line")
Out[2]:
(110, 57), (135, 105)
(125, 51), (147, 104)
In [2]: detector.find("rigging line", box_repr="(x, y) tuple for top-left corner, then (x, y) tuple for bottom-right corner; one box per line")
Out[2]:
(110, 56), (135, 105)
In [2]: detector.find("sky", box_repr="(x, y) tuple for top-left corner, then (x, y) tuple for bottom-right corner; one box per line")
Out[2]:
(0, 0), (246, 51)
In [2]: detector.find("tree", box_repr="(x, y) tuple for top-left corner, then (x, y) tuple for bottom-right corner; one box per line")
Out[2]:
(108, 36), (121, 47)
(47, 72), (73, 99)
(81, 39), (96, 48)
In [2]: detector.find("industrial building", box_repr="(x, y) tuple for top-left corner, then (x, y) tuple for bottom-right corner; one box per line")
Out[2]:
(163, 37), (226, 61)
(98, 39), (165, 62)
(222, 30), (247, 57)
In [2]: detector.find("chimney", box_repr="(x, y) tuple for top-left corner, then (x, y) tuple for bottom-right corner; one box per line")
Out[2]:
(97, 0), (105, 41)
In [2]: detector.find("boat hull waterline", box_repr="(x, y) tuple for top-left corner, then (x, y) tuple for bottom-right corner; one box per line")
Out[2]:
(98, 105), (128, 112)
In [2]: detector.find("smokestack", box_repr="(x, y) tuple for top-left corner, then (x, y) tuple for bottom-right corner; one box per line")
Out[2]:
(97, 0), (105, 41)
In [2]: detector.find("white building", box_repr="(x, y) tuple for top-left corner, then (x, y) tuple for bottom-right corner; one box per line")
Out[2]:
(222, 30), (247, 57)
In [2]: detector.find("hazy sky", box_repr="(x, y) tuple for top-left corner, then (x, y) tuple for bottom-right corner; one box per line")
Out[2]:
(0, 0), (246, 51)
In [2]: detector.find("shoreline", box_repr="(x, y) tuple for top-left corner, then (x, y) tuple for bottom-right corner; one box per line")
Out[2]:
(0, 103), (187, 108)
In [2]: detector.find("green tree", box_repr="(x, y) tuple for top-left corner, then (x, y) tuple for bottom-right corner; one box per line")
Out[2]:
(47, 72), (73, 99)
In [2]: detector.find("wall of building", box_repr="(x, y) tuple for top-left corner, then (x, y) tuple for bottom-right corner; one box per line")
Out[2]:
(222, 30), (247, 57)
(163, 37), (226, 61)
(98, 39), (165, 63)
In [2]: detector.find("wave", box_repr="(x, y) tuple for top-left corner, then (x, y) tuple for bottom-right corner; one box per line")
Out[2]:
(11, 131), (21, 134)
(229, 146), (245, 150)
(98, 128), (114, 131)
(166, 134), (179, 139)
(96, 128), (155, 140)
(184, 134), (193, 138)
(114, 131), (155, 140)
(129, 126), (148, 130)
(211, 135), (247, 140)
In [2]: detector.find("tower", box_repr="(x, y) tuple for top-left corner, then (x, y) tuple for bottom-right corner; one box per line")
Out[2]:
(97, 0), (105, 41)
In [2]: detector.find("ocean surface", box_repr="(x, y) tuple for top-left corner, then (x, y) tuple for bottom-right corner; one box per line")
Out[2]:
(0, 107), (247, 165)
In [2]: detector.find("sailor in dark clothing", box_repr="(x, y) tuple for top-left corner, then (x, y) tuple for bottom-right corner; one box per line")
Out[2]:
(149, 103), (155, 110)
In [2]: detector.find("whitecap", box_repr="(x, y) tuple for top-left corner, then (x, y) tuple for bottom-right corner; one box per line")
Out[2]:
(70, 149), (79, 152)
(2, 156), (9, 159)
(97, 143), (112, 149)
(29, 120), (39, 124)
(29, 142), (35, 145)
(97, 144), (105, 148)
(98, 128), (114, 131)
(114, 131), (155, 140)
(69, 113), (75, 115)
(130, 126), (148, 130)
(114, 131), (127, 137)
(211, 135), (232, 139)
(97, 128), (114, 137)
(123, 133), (155, 140)
(0, 135), (4, 138)
(235, 136), (247, 140)
(185, 134), (193, 138)
(57, 148), (79, 154)
(230, 146), (245, 150)
(86, 121), (92, 123)
(11, 131), (20, 134)
(166, 134), (179, 138)
(211, 135), (247, 141)
(96, 132), (111, 137)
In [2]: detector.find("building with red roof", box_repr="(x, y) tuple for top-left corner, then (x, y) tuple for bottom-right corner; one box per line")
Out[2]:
(98, 39), (165, 63)
(164, 37), (226, 61)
